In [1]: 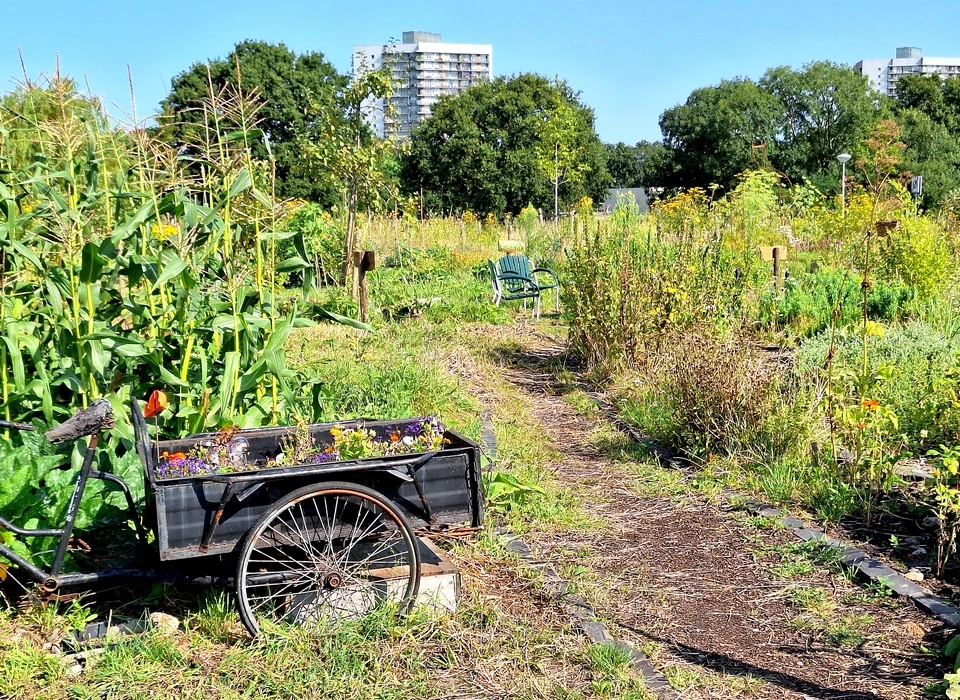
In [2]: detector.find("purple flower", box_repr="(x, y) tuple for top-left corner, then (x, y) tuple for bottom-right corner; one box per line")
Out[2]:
(403, 420), (425, 438)
(155, 454), (217, 480)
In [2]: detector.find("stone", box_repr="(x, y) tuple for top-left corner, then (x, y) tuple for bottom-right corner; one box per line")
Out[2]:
(904, 568), (924, 582)
(910, 546), (929, 558)
(150, 612), (180, 635)
(922, 516), (941, 529)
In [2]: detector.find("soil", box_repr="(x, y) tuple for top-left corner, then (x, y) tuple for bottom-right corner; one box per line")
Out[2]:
(481, 330), (951, 700)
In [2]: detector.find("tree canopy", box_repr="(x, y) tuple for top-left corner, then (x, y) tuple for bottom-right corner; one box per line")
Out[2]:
(400, 74), (608, 216)
(658, 78), (780, 189)
(160, 40), (347, 204)
(604, 140), (671, 188)
(646, 62), (886, 194)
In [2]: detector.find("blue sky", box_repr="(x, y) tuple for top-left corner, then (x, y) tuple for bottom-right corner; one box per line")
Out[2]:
(3, 0), (958, 144)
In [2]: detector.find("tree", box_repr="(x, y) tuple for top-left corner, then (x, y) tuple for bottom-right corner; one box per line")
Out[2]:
(761, 62), (884, 180)
(605, 140), (674, 188)
(400, 74), (607, 216)
(535, 89), (595, 217)
(658, 78), (780, 190)
(160, 41), (347, 204)
(896, 74), (951, 127)
(299, 63), (397, 286)
(898, 108), (960, 206)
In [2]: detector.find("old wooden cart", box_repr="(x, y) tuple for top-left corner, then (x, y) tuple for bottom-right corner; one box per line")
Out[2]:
(0, 398), (483, 636)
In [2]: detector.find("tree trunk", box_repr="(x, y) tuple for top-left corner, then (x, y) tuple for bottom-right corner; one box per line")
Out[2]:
(341, 183), (358, 292)
(554, 142), (560, 219)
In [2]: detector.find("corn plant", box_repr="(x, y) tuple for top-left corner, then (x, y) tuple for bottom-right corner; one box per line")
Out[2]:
(0, 71), (352, 444)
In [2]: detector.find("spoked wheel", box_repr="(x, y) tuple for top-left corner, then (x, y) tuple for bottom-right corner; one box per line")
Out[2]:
(236, 481), (421, 637)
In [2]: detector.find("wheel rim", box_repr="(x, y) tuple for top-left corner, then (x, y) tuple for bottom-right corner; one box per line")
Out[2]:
(238, 487), (419, 635)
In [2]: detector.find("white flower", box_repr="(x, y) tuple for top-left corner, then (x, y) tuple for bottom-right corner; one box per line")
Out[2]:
(401, 436), (415, 447)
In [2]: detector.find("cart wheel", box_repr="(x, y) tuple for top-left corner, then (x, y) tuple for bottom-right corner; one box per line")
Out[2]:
(236, 481), (421, 636)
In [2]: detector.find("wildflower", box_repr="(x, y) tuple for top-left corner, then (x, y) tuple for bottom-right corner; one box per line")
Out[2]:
(860, 399), (879, 410)
(857, 421), (867, 429)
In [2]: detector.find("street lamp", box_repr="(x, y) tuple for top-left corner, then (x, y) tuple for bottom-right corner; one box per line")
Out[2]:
(837, 153), (851, 217)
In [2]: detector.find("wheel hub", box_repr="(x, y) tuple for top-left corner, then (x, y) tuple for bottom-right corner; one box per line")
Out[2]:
(323, 573), (343, 590)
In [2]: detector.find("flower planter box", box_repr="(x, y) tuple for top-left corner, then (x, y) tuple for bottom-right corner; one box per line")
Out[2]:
(137, 420), (483, 561)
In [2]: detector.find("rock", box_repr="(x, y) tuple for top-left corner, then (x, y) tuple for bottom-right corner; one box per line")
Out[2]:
(922, 516), (941, 529)
(903, 536), (923, 547)
(910, 546), (929, 558)
(150, 612), (180, 635)
(904, 568), (924, 582)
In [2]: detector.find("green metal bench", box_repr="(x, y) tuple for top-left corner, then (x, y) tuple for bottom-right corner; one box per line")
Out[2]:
(489, 255), (560, 319)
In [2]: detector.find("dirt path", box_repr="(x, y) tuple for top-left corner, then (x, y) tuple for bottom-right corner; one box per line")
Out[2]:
(486, 336), (947, 700)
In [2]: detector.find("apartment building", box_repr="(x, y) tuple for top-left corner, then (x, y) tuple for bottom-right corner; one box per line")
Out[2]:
(353, 31), (493, 139)
(856, 47), (960, 96)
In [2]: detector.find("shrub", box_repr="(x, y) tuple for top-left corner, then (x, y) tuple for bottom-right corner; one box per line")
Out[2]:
(624, 327), (778, 456)
(795, 321), (960, 446)
(759, 266), (914, 337)
(877, 216), (952, 300)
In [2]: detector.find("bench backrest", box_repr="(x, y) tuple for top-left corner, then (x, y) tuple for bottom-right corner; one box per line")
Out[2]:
(497, 254), (532, 279)
(497, 255), (533, 293)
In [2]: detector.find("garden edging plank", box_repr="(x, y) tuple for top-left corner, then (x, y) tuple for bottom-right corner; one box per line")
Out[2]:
(747, 503), (960, 628)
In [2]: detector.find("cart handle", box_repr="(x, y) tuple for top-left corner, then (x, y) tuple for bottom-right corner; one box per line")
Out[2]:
(44, 399), (114, 445)
(0, 419), (34, 432)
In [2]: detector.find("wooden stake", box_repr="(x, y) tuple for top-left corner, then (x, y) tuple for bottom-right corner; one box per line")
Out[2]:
(357, 251), (376, 324)
(772, 246), (781, 293)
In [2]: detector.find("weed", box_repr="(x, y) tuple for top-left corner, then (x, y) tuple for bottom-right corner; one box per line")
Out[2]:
(565, 390), (599, 417)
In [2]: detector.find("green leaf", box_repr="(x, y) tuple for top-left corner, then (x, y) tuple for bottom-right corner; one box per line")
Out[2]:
(1, 335), (25, 391)
(221, 351), (241, 418)
(315, 308), (372, 331)
(10, 240), (42, 271)
(944, 634), (960, 660)
(226, 169), (252, 201)
(276, 256), (310, 273)
(80, 242), (107, 284)
(154, 248), (187, 289)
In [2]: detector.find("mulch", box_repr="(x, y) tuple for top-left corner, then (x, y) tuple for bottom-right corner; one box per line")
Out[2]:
(482, 334), (950, 700)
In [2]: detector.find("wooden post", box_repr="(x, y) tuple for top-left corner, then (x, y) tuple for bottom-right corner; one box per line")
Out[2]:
(357, 251), (376, 324)
(759, 246), (788, 292)
(772, 246), (781, 293)
(352, 251), (362, 300)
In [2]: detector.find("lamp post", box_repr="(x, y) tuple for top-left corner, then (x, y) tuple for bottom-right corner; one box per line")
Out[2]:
(837, 153), (851, 217)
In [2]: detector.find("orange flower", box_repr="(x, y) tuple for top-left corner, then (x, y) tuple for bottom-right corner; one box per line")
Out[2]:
(390, 431), (400, 442)
(167, 452), (186, 461)
(857, 421), (867, 429)
(860, 399), (879, 411)
(144, 390), (168, 418)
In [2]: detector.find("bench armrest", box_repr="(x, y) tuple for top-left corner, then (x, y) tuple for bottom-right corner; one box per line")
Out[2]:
(532, 268), (559, 286)
(497, 273), (539, 289)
